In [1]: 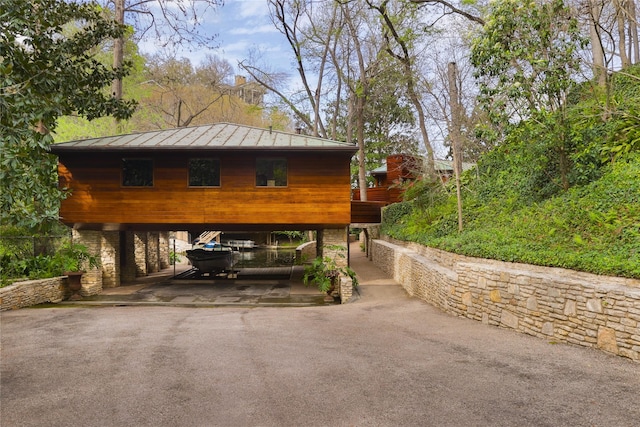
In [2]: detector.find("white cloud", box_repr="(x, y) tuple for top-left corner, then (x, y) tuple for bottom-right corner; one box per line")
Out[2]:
(229, 24), (279, 36)
(228, 0), (270, 19)
(136, 0), (293, 71)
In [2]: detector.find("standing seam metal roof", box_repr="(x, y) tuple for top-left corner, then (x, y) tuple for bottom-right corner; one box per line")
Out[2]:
(50, 123), (356, 152)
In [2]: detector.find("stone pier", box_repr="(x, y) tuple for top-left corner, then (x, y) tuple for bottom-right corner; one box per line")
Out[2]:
(319, 227), (353, 303)
(71, 229), (170, 296)
(71, 230), (103, 296)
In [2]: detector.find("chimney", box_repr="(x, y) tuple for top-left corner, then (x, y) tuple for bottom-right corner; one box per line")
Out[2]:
(235, 75), (247, 86)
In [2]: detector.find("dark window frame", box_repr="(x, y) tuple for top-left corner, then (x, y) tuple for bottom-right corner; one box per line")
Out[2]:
(121, 158), (154, 187)
(188, 158), (221, 187)
(256, 157), (287, 187)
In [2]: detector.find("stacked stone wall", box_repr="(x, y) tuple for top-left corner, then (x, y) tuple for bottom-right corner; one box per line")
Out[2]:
(72, 230), (103, 296)
(134, 232), (148, 276)
(321, 228), (348, 269)
(371, 238), (640, 361)
(147, 232), (160, 273)
(0, 277), (65, 311)
(159, 232), (170, 269)
(295, 241), (316, 264)
(101, 231), (120, 288)
(121, 231), (137, 282)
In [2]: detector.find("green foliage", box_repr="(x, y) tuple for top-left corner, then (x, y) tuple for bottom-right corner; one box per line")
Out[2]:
(54, 241), (100, 273)
(0, 228), (100, 286)
(0, 0), (136, 230)
(471, 0), (585, 112)
(602, 69), (640, 160)
(302, 246), (358, 293)
(382, 201), (414, 226)
(169, 251), (182, 265)
(273, 231), (306, 246)
(383, 153), (640, 279)
(469, 0), (589, 193)
(381, 60), (640, 279)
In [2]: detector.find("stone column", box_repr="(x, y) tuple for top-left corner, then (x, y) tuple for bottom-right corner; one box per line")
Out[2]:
(121, 231), (137, 282)
(321, 227), (348, 269)
(134, 232), (148, 277)
(321, 227), (352, 303)
(159, 232), (170, 270)
(101, 231), (120, 288)
(147, 232), (160, 273)
(71, 229), (103, 296)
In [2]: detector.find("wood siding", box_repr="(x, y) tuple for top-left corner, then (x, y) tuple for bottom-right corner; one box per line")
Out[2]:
(58, 151), (353, 231)
(350, 201), (385, 224)
(351, 187), (403, 204)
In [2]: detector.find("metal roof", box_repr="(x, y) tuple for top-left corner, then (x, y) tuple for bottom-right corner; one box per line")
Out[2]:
(369, 159), (475, 175)
(50, 123), (357, 153)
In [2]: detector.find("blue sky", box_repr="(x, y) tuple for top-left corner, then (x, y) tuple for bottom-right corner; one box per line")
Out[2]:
(138, 0), (291, 76)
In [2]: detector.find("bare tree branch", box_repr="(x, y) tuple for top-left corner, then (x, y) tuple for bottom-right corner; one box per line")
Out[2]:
(409, 0), (485, 25)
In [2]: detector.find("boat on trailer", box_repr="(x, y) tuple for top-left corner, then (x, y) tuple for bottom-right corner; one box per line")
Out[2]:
(186, 244), (234, 274)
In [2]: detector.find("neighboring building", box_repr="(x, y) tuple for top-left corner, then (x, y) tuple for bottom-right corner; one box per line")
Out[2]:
(222, 75), (266, 106)
(352, 154), (476, 204)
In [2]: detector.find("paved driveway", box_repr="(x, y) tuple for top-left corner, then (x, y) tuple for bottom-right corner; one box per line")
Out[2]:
(1, 249), (639, 426)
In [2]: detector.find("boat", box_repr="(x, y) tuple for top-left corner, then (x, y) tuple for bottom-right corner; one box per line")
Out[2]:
(186, 245), (234, 274)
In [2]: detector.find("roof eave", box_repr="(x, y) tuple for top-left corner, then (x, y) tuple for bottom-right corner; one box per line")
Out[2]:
(50, 145), (358, 154)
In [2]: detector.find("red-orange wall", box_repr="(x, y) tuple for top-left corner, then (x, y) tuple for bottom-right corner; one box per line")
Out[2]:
(58, 151), (353, 231)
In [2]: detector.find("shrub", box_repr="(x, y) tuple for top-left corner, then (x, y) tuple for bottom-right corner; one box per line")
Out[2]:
(382, 153), (640, 279)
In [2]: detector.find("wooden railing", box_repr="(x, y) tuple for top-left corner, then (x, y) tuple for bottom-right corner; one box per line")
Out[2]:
(351, 187), (403, 204)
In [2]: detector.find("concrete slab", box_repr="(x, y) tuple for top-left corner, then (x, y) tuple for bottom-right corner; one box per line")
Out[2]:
(2, 243), (639, 427)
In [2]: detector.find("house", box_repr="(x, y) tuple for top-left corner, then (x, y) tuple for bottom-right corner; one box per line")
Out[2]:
(51, 123), (357, 293)
(352, 154), (475, 204)
(222, 75), (266, 106)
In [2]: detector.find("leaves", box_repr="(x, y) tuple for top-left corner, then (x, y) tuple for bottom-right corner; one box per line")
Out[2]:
(1, 0), (136, 230)
(471, 0), (586, 125)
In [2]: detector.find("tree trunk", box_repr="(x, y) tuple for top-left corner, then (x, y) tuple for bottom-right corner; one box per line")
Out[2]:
(447, 62), (464, 232)
(341, 2), (370, 201)
(356, 94), (368, 201)
(628, 0), (639, 63)
(589, 0), (607, 86)
(615, 0), (631, 68)
(112, 0), (125, 100)
(371, 0), (437, 181)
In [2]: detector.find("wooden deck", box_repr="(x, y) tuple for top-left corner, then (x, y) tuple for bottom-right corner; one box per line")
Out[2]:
(350, 201), (385, 224)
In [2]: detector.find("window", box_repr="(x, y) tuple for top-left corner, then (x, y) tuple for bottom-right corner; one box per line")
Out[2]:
(122, 158), (153, 187)
(189, 158), (220, 187)
(256, 158), (287, 187)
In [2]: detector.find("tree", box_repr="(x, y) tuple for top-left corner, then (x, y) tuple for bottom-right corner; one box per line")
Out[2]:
(105, 0), (224, 100)
(409, 0), (485, 25)
(471, 0), (587, 190)
(368, 0), (438, 179)
(241, 0), (396, 200)
(0, 0), (136, 230)
(141, 53), (266, 129)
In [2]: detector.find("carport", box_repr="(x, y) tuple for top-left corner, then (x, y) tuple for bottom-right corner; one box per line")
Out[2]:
(50, 123), (359, 302)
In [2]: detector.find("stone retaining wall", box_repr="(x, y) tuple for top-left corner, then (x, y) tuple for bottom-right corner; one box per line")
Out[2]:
(0, 277), (67, 311)
(295, 241), (317, 264)
(371, 238), (640, 361)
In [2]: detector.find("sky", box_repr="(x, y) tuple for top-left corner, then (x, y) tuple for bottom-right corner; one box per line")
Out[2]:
(137, 0), (292, 78)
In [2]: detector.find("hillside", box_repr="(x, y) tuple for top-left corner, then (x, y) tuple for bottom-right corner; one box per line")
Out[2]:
(382, 70), (640, 279)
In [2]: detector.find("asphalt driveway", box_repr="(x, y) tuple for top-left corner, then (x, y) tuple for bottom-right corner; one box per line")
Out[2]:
(1, 246), (639, 427)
